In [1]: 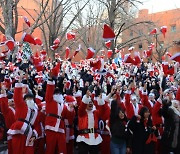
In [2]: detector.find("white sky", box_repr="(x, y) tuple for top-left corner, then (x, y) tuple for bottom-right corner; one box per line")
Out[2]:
(138, 0), (180, 13)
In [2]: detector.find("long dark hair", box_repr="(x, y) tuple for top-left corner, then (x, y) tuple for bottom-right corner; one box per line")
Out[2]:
(139, 106), (152, 126)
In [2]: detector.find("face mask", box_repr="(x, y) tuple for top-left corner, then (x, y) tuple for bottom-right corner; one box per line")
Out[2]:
(53, 94), (63, 104)
(26, 99), (35, 109)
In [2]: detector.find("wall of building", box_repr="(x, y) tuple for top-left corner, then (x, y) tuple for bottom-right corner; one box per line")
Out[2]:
(122, 9), (180, 61)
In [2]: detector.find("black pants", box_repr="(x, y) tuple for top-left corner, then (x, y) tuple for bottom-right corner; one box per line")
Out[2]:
(78, 142), (99, 154)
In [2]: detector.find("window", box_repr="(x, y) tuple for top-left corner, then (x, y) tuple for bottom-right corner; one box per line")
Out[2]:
(139, 30), (143, 36)
(130, 30), (133, 37)
(139, 44), (143, 49)
(171, 25), (176, 32)
(159, 41), (164, 48)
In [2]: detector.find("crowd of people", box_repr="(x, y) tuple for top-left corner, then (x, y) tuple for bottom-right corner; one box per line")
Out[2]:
(0, 55), (179, 154)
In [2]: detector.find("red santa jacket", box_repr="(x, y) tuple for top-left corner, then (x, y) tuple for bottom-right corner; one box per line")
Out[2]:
(76, 95), (107, 145)
(45, 80), (74, 133)
(176, 87), (180, 101)
(35, 95), (46, 139)
(141, 90), (155, 114)
(64, 103), (75, 143)
(93, 97), (111, 136)
(151, 98), (163, 126)
(7, 83), (40, 146)
(0, 94), (15, 129)
(125, 91), (142, 120)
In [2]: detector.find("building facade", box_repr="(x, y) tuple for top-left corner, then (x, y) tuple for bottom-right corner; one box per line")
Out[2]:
(122, 8), (180, 61)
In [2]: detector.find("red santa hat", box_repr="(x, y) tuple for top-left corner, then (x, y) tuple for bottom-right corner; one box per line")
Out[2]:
(55, 53), (60, 59)
(65, 95), (76, 104)
(66, 32), (76, 40)
(86, 47), (96, 59)
(105, 40), (111, 48)
(107, 50), (113, 58)
(166, 52), (172, 58)
(103, 24), (115, 40)
(170, 52), (180, 63)
(149, 43), (155, 49)
(65, 47), (70, 59)
(72, 44), (81, 59)
(40, 50), (47, 56)
(160, 26), (167, 38)
(51, 62), (61, 77)
(90, 59), (104, 71)
(128, 46), (135, 52)
(34, 38), (43, 46)
(65, 81), (71, 89)
(123, 54), (135, 64)
(5, 40), (15, 51)
(53, 38), (60, 45)
(22, 33), (36, 45)
(0, 53), (6, 60)
(71, 62), (77, 68)
(106, 72), (115, 80)
(50, 44), (59, 51)
(149, 28), (157, 35)
(23, 16), (30, 27)
(134, 51), (141, 65)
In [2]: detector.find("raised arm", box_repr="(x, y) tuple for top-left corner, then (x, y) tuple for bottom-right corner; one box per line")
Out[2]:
(45, 79), (55, 103)
(14, 82), (25, 108)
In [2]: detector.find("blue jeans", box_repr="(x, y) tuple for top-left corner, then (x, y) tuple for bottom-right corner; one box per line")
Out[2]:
(110, 140), (126, 154)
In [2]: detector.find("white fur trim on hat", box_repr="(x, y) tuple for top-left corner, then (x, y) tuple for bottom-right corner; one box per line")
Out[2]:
(82, 95), (91, 104)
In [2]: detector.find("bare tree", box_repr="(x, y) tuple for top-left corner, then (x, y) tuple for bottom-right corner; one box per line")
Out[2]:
(0, 0), (19, 39)
(23, 0), (89, 59)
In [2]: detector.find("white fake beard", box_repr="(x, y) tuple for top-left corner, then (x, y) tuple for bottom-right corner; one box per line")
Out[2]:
(53, 94), (64, 104)
(26, 100), (36, 110)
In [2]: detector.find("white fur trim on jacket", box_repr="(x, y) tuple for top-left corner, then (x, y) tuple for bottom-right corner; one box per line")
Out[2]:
(15, 83), (23, 88)
(76, 134), (102, 145)
(141, 90), (147, 95)
(97, 98), (105, 106)
(157, 98), (162, 104)
(35, 95), (43, 101)
(82, 95), (91, 104)
(47, 80), (55, 85)
(0, 94), (7, 98)
(33, 129), (38, 139)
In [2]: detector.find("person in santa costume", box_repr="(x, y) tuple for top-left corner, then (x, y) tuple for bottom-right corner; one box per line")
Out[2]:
(0, 87), (15, 154)
(76, 88), (108, 154)
(45, 76), (75, 154)
(7, 78), (40, 154)
(34, 88), (46, 154)
(124, 83), (143, 120)
(93, 87), (111, 154)
(64, 95), (76, 154)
